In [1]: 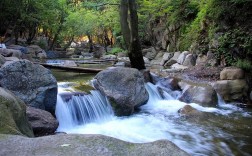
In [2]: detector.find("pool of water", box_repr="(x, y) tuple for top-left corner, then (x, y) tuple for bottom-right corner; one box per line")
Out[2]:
(53, 70), (252, 156)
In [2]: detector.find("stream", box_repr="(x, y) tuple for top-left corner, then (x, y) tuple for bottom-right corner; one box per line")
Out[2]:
(52, 70), (252, 156)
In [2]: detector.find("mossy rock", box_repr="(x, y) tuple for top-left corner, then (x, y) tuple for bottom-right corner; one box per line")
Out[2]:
(0, 87), (34, 137)
(73, 83), (94, 94)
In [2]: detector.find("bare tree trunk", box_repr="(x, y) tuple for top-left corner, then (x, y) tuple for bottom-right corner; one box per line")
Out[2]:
(120, 0), (130, 48)
(120, 0), (145, 70)
(128, 0), (145, 70)
(87, 34), (93, 52)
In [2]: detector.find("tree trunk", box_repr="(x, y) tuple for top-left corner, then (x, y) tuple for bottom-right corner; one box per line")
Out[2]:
(87, 34), (93, 53)
(120, 0), (130, 48)
(120, 0), (145, 70)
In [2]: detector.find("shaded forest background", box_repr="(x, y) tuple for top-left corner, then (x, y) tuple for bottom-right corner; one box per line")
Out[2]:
(0, 0), (251, 70)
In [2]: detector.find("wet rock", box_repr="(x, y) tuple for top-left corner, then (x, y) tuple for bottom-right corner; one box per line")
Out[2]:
(26, 107), (58, 137)
(159, 77), (180, 90)
(179, 82), (218, 107)
(0, 134), (189, 156)
(212, 80), (248, 102)
(220, 67), (244, 80)
(94, 67), (148, 116)
(178, 105), (203, 116)
(0, 60), (57, 114)
(0, 87), (34, 137)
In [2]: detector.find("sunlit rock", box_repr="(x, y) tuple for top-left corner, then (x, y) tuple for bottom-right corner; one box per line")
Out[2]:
(220, 67), (244, 80)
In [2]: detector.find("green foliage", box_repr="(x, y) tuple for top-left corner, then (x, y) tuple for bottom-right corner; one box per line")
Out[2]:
(235, 59), (252, 71)
(107, 47), (124, 55)
(217, 29), (252, 66)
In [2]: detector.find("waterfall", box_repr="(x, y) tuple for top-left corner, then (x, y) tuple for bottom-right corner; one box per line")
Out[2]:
(56, 85), (114, 132)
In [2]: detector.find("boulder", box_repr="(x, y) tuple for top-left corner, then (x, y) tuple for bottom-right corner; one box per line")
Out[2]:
(0, 60), (57, 114)
(27, 45), (47, 59)
(11, 50), (22, 59)
(212, 80), (248, 102)
(160, 52), (174, 66)
(0, 87), (34, 137)
(94, 67), (149, 116)
(0, 49), (19, 57)
(4, 57), (19, 62)
(158, 77), (180, 90)
(26, 106), (58, 137)
(196, 54), (207, 65)
(0, 134), (189, 156)
(164, 51), (181, 67)
(177, 51), (190, 64)
(182, 54), (196, 67)
(178, 105), (203, 116)
(7, 45), (28, 54)
(179, 82), (218, 107)
(0, 54), (6, 66)
(220, 67), (244, 80)
(144, 47), (157, 60)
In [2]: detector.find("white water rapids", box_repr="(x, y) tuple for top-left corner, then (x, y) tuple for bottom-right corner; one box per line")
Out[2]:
(56, 82), (251, 156)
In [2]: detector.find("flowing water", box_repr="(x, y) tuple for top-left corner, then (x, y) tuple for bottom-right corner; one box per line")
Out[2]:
(54, 71), (252, 156)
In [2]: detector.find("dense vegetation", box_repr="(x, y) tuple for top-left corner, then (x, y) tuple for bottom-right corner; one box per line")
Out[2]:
(0, 0), (251, 70)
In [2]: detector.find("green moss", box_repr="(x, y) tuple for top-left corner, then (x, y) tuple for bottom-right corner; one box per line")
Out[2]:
(73, 82), (94, 94)
(0, 95), (34, 137)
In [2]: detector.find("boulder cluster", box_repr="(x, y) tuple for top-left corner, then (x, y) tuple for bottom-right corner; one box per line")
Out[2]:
(0, 45), (58, 137)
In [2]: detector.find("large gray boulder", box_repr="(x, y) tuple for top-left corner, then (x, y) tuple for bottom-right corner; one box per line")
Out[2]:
(26, 106), (58, 137)
(212, 80), (248, 102)
(0, 87), (34, 137)
(94, 67), (149, 116)
(178, 82), (218, 107)
(0, 60), (57, 114)
(0, 134), (189, 156)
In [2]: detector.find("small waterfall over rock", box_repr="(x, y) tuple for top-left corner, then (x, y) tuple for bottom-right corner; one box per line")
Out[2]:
(56, 83), (114, 132)
(55, 82), (252, 156)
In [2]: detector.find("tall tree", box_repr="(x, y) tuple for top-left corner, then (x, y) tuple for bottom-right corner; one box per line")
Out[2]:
(120, 0), (145, 70)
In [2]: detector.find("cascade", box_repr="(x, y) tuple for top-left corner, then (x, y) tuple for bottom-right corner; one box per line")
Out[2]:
(56, 83), (113, 132)
(55, 81), (252, 156)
